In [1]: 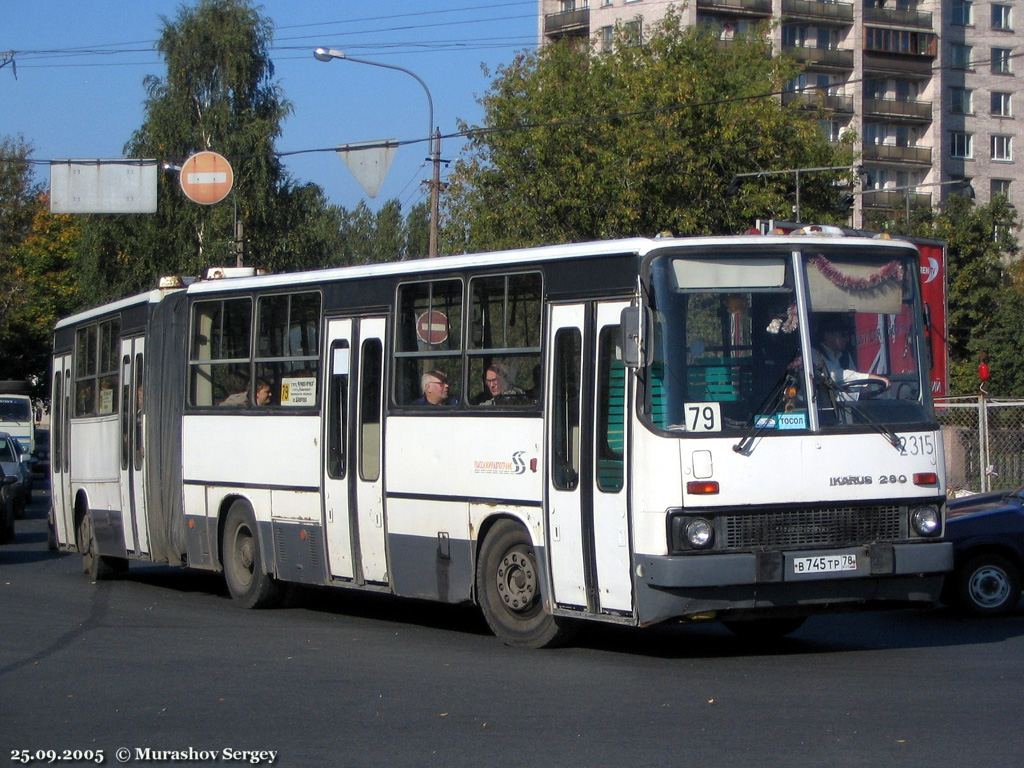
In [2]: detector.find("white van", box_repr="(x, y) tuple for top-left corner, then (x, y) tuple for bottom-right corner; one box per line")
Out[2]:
(0, 395), (35, 455)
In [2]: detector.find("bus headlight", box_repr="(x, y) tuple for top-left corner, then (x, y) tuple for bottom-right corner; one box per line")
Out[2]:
(685, 518), (715, 549)
(911, 506), (941, 537)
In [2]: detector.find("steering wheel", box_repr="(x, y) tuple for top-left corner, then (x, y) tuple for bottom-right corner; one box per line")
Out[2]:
(837, 378), (889, 398)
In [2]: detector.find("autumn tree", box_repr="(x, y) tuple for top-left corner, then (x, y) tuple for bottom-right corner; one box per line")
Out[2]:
(0, 137), (81, 380)
(443, 11), (854, 252)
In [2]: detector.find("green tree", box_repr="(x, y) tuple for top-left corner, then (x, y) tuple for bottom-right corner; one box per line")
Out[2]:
(77, 0), (344, 301)
(0, 137), (81, 381)
(403, 201), (430, 259)
(443, 11), (853, 252)
(915, 195), (1022, 395)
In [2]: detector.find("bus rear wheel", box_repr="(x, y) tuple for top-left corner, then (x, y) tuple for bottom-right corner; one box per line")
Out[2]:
(476, 520), (569, 648)
(221, 502), (281, 609)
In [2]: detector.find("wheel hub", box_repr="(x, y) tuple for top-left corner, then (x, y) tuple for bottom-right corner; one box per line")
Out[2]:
(970, 566), (1010, 607)
(496, 549), (536, 612)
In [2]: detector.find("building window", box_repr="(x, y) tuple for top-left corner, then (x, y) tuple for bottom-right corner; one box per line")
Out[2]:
(991, 91), (1013, 117)
(992, 134), (1014, 161)
(950, 87), (973, 115)
(950, 131), (974, 159)
(623, 18), (642, 46)
(864, 27), (936, 56)
(992, 4), (1012, 31)
(599, 25), (614, 51)
(991, 178), (1012, 199)
(819, 119), (843, 142)
(992, 47), (1013, 74)
(952, 0), (973, 26)
(951, 43), (973, 70)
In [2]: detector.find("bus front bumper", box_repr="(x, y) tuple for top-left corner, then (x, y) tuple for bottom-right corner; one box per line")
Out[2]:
(633, 542), (952, 626)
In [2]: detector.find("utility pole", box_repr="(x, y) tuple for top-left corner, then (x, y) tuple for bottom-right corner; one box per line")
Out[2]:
(429, 128), (441, 259)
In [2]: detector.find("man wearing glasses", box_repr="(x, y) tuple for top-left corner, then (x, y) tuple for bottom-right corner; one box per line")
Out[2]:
(415, 369), (459, 406)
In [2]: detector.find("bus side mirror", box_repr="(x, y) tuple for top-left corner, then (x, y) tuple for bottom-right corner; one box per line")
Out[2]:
(621, 306), (642, 368)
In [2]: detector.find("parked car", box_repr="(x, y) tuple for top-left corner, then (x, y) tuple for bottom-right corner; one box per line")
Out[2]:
(0, 432), (29, 516)
(943, 488), (1024, 615)
(0, 468), (16, 543)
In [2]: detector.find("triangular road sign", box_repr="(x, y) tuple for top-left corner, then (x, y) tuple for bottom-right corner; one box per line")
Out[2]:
(336, 140), (397, 198)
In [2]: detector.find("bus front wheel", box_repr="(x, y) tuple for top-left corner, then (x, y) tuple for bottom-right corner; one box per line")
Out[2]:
(78, 511), (126, 581)
(221, 502), (281, 609)
(476, 520), (569, 648)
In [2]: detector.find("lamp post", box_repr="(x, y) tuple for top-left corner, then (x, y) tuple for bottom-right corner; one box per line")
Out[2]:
(727, 165), (859, 222)
(314, 47), (441, 258)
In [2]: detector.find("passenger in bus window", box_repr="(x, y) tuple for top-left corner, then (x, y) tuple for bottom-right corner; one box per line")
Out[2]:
(414, 370), (459, 406)
(255, 380), (272, 406)
(479, 362), (526, 406)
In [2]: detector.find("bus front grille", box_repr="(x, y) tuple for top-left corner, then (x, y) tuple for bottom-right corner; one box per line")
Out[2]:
(722, 505), (905, 549)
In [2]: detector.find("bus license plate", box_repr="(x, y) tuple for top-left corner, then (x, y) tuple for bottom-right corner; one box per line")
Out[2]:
(792, 554), (858, 575)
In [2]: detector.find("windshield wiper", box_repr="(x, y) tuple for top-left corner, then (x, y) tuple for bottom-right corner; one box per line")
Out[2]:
(733, 371), (799, 456)
(815, 370), (904, 451)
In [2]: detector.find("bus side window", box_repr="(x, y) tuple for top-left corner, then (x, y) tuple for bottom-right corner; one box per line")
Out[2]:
(327, 341), (349, 479)
(359, 339), (383, 481)
(551, 329), (581, 490)
(596, 327), (625, 493)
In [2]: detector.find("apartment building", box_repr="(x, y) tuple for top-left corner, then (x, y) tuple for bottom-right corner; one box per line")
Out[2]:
(539, 0), (1022, 230)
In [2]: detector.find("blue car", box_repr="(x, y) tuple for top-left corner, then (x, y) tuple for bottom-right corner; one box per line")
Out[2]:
(944, 488), (1024, 615)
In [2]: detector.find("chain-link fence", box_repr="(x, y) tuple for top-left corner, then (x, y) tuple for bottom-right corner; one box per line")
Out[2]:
(936, 396), (1024, 495)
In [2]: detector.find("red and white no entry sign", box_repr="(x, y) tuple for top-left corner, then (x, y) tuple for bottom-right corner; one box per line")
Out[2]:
(179, 150), (234, 205)
(416, 310), (449, 345)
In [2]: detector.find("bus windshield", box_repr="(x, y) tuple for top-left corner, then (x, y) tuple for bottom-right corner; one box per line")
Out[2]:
(0, 397), (32, 422)
(644, 246), (931, 434)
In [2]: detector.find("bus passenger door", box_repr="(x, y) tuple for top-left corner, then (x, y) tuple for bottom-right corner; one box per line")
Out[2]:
(51, 355), (73, 546)
(546, 302), (634, 616)
(323, 318), (355, 579)
(118, 337), (150, 555)
(322, 317), (388, 585)
(354, 318), (388, 584)
(590, 301), (633, 613)
(546, 304), (588, 609)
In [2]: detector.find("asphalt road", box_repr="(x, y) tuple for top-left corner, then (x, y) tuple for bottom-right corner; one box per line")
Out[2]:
(3, 482), (1023, 768)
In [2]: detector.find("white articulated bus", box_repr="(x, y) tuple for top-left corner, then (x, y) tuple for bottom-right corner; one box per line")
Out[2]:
(50, 232), (952, 646)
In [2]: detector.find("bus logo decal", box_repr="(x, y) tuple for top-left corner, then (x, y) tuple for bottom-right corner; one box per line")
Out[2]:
(474, 450), (527, 475)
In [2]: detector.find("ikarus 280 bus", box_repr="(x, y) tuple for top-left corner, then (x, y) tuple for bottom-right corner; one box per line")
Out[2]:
(50, 231), (952, 646)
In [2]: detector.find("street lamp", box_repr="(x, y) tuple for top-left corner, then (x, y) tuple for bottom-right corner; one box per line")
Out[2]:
(727, 165), (860, 222)
(314, 47), (441, 258)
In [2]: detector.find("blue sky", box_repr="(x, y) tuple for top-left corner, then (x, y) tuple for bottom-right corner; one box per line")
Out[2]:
(0, 0), (539, 213)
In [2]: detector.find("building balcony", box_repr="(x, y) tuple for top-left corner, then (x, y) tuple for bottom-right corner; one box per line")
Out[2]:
(696, 0), (772, 17)
(864, 98), (932, 121)
(783, 91), (855, 112)
(863, 6), (933, 30)
(783, 45), (855, 69)
(862, 144), (932, 165)
(863, 51), (935, 77)
(862, 189), (934, 209)
(544, 7), (590, 37)
(782, 0), (854, 24)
